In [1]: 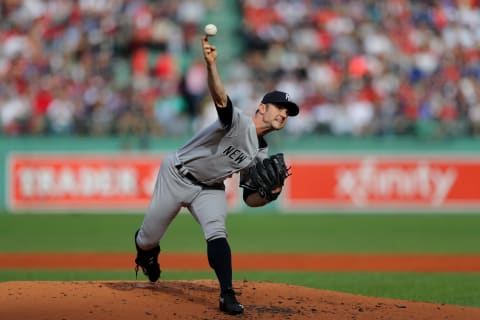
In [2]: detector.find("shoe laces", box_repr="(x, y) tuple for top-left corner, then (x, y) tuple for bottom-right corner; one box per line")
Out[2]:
(134, 248), (159, 279)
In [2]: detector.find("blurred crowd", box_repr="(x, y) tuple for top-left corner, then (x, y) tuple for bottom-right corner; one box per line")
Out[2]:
(238, 0), (480, 138)
(1, 0), (480, 139)
(0, 0), (213, 137)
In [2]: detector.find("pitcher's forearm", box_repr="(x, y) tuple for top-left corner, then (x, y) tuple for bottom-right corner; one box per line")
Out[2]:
(201, 35), (227, 108)
(207, 63), (227, 107)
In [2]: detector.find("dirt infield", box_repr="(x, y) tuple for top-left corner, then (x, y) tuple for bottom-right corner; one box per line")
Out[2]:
(1, 280), (480, 320)
(1, 253), (480, 319)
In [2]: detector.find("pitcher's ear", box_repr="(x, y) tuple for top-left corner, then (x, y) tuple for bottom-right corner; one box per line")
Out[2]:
(258, 103), (267, 114)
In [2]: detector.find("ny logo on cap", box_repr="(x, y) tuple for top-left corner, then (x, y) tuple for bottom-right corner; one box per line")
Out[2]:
(285, 93), (290, 101)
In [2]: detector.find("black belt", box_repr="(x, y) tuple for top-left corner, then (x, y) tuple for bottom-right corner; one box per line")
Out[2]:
(175, 164), (201, 184)
(175, 164), (225, 190)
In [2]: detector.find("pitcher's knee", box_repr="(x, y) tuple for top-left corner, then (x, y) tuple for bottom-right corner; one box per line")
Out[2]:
(205, 227), (227, 241)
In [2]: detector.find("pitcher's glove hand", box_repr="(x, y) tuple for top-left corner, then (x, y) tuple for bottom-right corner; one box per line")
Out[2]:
(249, 153), (292, 201)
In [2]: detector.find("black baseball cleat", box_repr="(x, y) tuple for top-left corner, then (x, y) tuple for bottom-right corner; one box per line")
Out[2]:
(134, 230), (161, 282)
(219, 288), (244, 315)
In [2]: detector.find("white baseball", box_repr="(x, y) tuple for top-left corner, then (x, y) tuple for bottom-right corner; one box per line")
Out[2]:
(204, 24), (218, 36)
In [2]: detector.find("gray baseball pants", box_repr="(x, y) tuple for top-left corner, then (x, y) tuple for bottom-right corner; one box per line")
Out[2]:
(136, 153), (228, 250)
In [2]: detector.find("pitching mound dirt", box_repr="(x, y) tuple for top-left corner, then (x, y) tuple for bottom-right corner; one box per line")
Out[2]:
(1, 280), (479, 320)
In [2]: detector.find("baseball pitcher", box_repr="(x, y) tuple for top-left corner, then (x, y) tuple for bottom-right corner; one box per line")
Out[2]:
(134, 34), (299, 315)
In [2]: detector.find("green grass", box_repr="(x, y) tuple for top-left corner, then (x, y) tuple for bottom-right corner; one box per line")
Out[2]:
(1, 213), (480, 308)
(1, 213), (479, 253)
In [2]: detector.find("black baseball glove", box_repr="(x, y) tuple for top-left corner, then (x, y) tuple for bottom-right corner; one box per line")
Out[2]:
(249, 153), (291, 201)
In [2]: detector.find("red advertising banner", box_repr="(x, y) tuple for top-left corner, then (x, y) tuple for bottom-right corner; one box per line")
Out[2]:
(7, 153), (480, 212)
(7, 154), (240, 212)
(284, 155), (480, 211)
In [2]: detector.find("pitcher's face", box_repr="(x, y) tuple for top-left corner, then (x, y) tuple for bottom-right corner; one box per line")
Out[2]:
(261, 103), (289, 130)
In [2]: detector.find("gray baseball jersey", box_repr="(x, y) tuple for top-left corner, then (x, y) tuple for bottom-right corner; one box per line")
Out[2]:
(136, 98), (268, 249)
(175, 104), (267, 184)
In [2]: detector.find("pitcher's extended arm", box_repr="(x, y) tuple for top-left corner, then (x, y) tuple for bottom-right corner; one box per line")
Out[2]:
(202, 35), (227, 108)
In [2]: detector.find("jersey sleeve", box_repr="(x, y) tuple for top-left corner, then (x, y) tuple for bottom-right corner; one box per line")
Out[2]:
(215, 96), (233, 129)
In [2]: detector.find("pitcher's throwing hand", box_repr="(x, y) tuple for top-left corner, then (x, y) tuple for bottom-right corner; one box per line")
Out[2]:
(202, 35), (217, 65)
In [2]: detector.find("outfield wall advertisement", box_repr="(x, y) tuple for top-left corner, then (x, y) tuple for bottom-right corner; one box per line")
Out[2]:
(6, 153), (240, 212)
(6, 153), (480, 212)
(285, 155), (480, 212)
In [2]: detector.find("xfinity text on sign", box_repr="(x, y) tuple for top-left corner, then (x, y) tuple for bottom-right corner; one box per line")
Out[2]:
(286, 155), (480, 210)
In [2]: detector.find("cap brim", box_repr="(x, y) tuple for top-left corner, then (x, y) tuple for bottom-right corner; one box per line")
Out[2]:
(275, 101), (299, 117)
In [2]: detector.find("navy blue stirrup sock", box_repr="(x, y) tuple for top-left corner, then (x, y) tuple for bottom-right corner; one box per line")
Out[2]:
(207, 237), (233, 292)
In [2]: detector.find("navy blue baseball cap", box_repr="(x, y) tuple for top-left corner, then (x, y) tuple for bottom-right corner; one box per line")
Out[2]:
(261, 90), (299, 116)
